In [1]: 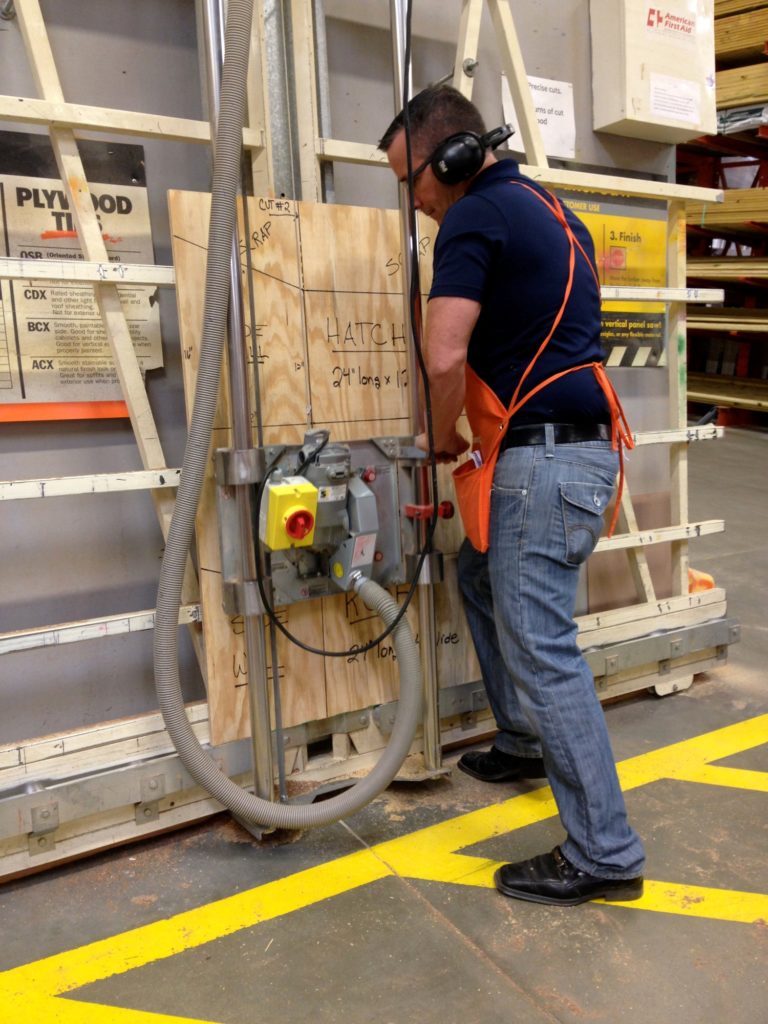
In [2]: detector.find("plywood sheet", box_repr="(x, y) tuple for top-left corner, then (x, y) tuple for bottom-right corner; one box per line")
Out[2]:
(169, 191), (480, 743)
(170, 191), (324, 743)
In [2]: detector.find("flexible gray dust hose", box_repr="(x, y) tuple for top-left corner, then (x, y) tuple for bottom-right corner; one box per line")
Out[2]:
(153, 0), (423, 828)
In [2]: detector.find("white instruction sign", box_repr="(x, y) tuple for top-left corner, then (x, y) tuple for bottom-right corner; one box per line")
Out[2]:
(650, 72), (701, 125)
(0, 171), (162, 414)
(501, 74), (576, 160)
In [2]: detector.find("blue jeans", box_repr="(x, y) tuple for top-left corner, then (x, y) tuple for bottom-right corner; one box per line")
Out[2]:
(457, 430), (645, 879)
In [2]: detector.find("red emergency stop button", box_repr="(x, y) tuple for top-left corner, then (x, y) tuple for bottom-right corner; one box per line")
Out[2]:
(285, 508), (315, 540)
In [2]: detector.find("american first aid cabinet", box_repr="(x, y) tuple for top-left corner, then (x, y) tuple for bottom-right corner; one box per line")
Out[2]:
(590, 0), (717, 143)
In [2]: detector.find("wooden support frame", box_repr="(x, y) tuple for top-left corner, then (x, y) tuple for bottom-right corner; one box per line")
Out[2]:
(13, 0), (175, 501)
(0, 256), (176, 286)
(0, 94), (264, 148)
(0, 0), (273, 672)
(0, 605), (200, 657)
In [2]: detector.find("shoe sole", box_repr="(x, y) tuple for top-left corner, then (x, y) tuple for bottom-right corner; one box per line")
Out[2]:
(494, 877), (644, 906)
(456, 761), (548, 784)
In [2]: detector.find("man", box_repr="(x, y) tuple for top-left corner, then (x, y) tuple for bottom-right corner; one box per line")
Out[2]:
(379, 85), (645, 906)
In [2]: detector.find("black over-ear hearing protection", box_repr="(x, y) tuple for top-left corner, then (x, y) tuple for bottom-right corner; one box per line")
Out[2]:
(416, 124), (514, 185)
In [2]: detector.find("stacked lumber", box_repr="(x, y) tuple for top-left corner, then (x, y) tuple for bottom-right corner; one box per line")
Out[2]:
(715, 2), (768, 107)
(687, 256), (768, 278)
(688, 372), (768, 409)
(682, 7), (768, 414)
(687, 307), (768, 331)
(687, 187), (768, 229)
(715, 7), (768, 63)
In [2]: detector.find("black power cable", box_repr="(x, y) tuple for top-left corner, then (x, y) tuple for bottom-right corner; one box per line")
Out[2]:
(250, 0), (442, 659)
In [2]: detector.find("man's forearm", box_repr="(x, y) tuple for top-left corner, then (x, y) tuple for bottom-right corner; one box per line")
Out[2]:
(426, 362), (466, 451)
(423, 296), (481, 452)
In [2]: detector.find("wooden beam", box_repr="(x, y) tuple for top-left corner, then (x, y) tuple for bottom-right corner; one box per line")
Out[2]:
(0, 605), (200, 656)
(631, 426), (724, 444)
(687, 308), (768, 331)
(0, 94), (263, 148)
(453, 0), (484, 98)
(487, 0), (548, 166)
(576, 589), (727, 646)
(687, 256), (768, 279)
(688, 373), (768, 410)
(667, 198), (689, 598)
(595, 519), (725, 553)
(0, 702), (209, 777)
(0, 469), (181, 501)
(688, 187), (768, 229)
(716, 63), (768, 109)
(601, 286), (724, 302)
(0, 257), (175, 286)
(716, 9), (768, 62)
(247, 5), (275, 194)
(291, 0), (323, 201)
(317, 138), (722, 203)
(715, 0), (768, 18)
(614, 485), (657, 603)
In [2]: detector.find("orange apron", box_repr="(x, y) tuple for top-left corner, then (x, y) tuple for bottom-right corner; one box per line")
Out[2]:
(452, 182), (633, 553)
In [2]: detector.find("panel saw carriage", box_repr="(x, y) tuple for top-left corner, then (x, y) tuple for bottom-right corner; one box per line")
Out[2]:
(215, 431), (440, 611)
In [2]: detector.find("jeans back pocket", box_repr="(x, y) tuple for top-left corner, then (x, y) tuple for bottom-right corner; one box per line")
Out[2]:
(560, 481), (614, 565)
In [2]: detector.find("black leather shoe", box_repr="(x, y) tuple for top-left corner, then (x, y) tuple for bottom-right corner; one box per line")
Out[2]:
(494, 846), (644, 906)
(457, 747), (547, 783)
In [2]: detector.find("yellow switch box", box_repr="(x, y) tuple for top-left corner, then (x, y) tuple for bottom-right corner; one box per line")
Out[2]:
(261, 476), (318, 550)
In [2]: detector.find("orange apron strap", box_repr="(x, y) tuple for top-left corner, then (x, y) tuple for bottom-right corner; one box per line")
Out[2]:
(506, 182), (600, 410)
(510, 182), (600, 290)
(455, 180), (633, 550)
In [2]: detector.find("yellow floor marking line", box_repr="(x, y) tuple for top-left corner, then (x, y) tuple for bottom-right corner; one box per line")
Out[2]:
(0, 713), (765, 1024)
(0, 849), (390, 998)
(666, 764), (768, 792)
(0, 992), (217, 1024)
(613, 880), (768, 924)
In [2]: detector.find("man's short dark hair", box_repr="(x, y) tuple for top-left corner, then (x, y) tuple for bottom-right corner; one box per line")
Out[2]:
(378, 85), (487, 155)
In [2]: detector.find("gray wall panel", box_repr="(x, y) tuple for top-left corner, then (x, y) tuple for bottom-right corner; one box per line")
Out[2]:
(1, 0), (677, 744)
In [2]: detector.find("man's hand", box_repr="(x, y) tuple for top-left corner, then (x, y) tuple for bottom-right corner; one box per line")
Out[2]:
(414, 429), (470, 464)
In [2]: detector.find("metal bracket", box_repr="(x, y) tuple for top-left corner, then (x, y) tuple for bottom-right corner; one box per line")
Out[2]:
(135, 775), (165, 825)
(230, 812), (269, 840)
(222, 579), (267, 617)
(588, 618), (740, 691)
(215, 447), (268, 486)
(28, 801), (59, 855)
(281, 709), (372, 751)
(370, 436), (404, 462)
(374, 684), (492, 736)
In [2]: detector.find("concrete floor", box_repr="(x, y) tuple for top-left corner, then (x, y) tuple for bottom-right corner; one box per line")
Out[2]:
(1, 427), (766, 1024)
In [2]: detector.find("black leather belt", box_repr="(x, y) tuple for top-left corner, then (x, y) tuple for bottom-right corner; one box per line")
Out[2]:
(501, 422), (611, 450)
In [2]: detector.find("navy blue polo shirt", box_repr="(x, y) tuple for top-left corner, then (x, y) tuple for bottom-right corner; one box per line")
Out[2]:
(428, 159), (609, 426)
